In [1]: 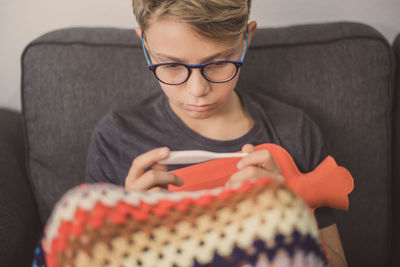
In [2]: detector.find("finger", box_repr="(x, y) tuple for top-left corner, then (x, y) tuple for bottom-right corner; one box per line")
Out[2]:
(242, 143), (255, 153)
(159, 184), (169, 190)
(126, 147), (169, 182)
(152, 162), (168, 171)
(150, 163), (175, 189)
(150, 162), (169, 189)
(229, 166), (262, 185)
(148, 186), (170, 192)
(228, 166), (285, 186)
(237, 149), (280, 172)
(154, 183), (169, 190)
(126, 169), (183, 190)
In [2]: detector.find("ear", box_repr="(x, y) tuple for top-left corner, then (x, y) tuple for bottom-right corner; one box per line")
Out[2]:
(247, 21), (257, 45)
(135, 27), (142, 39)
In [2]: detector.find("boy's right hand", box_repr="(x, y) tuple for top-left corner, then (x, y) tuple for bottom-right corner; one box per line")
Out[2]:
(125, 147), (184, 191)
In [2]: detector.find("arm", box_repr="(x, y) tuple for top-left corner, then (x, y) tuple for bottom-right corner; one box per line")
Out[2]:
(85, 114), (121, 184)
(87, 126), (183, 190)
(319, 224), (347, 267)
(86, 110), (184, 189)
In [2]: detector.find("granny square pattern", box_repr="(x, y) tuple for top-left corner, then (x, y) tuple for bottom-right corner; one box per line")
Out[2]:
(43, 179), (329, 267)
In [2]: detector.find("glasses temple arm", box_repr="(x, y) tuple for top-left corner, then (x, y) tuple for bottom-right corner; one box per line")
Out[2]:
(240, 29), (249, 61)
(141, 31), (152, 65)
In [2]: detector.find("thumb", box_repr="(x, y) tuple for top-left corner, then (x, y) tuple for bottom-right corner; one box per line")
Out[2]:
(242, 143), (255, 153)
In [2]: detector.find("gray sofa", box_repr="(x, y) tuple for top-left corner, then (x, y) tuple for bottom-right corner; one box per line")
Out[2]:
(0, 22), (399, 266)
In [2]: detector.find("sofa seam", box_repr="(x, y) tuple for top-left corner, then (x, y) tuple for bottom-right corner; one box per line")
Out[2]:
(250, 35), (390, 50)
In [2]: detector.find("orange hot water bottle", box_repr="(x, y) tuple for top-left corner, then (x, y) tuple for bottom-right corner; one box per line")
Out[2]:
(169, 143), (354, 210)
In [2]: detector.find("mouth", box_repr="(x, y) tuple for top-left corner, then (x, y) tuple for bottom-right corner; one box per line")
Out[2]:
(186, 104), (214, 112)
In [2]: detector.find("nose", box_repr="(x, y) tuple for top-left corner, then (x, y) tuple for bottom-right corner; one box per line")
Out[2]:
(185, 69), (210, 97)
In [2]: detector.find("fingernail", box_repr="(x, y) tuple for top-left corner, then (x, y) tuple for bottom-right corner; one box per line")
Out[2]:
(158, 147), (169, 156)
(177, 177), (184, 186)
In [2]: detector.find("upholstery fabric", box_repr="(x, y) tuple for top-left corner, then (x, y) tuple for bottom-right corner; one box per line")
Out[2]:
(21, 28), (157, 223)
(391, 33), (400, 267)
(21, 22), (395, 266)
(0, 109), (41, 266)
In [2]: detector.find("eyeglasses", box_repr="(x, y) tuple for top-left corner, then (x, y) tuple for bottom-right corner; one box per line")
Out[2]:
(141, 29), (249, 85)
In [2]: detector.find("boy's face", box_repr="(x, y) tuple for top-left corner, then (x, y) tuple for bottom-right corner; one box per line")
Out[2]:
(137, 19), (256, 121)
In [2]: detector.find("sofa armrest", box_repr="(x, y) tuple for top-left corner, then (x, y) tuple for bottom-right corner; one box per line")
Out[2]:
(0, 108), (41, 266)
(391, 33), (400, 267)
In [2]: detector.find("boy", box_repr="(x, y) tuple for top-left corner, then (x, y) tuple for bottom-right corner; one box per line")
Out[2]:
(86, 0), (347, 266)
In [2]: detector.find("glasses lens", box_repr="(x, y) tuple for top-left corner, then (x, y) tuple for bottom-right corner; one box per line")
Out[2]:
(203, 62), (238, 82)
(155, 64), (188, 85)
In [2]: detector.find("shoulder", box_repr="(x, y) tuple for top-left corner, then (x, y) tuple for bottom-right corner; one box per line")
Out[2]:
(240, 90), (325, 172)
(241, 90), (314, 132)
(94, 92), (164, 135)
(89, 91), (164, 162)
(241, 90), (302, 115)
(113, 91), (163, 123)
(86, 92), (164, 184)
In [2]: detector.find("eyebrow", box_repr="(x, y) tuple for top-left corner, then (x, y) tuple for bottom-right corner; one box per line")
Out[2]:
(153, 48), (237, 63)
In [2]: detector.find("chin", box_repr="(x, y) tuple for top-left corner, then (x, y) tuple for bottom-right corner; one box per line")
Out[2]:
(173, 102), (218, 120)
(186, 110), (214, 120)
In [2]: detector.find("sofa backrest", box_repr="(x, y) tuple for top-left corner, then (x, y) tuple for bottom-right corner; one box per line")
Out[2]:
(21, 22), (396, 266)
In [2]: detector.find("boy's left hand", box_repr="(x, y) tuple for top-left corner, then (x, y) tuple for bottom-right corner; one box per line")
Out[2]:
(226, 144), (285, 186)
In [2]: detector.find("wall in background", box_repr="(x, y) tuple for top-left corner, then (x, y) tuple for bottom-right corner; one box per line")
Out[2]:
(1, 0), (399, 111)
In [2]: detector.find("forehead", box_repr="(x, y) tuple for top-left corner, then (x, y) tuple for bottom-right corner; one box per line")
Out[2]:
(144, 18), (242, 61)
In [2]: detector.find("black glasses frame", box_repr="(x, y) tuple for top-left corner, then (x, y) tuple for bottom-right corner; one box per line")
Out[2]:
(148, 61), (243, 85)
(141, 28), (249, 85)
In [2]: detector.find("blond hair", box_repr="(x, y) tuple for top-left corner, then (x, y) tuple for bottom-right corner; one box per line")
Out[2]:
(132, 0), (251, 39)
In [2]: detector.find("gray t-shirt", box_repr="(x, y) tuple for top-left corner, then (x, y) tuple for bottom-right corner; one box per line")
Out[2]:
(85, 90), (334, 228)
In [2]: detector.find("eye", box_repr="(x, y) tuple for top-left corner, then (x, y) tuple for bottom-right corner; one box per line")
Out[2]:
(213, 61), (227, 66)
(165, 64), (181, 69)
(206, 61), (231, 70)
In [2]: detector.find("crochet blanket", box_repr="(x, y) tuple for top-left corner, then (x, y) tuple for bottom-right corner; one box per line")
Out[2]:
(43, 180), (329, 267)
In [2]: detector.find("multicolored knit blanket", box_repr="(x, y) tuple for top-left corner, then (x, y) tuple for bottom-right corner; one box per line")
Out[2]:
(43, 179), (330, 267)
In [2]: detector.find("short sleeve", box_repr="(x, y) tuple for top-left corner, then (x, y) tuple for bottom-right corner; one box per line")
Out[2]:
(298, 112), (326, 172)
(85, 113), (120, 185)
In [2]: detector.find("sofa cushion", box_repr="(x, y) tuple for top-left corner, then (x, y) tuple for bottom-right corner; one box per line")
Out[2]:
(21, 22), (395, 266)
